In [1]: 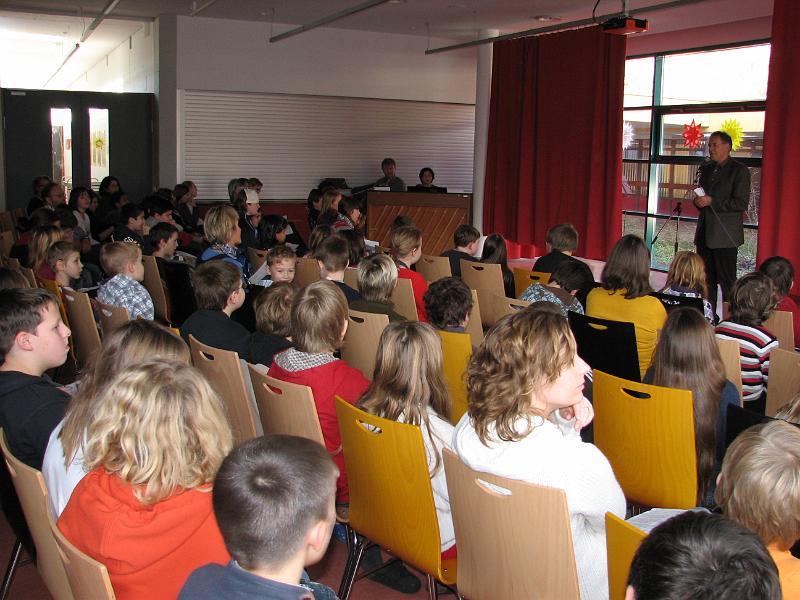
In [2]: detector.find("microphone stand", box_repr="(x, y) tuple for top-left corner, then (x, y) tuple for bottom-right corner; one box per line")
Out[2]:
(650, 199), (683, 256)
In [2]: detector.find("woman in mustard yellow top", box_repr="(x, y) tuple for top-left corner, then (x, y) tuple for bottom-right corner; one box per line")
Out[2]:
(586, 235), (666, 379)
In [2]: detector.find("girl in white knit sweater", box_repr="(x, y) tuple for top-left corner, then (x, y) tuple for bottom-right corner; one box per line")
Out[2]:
(453, 304), (625, 600)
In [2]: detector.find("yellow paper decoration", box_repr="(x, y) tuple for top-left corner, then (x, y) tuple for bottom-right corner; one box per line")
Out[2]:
(720, 118), (743, 151)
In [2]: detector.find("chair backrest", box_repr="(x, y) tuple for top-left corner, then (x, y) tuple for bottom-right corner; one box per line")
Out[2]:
(343, 267), (358, 291)
(49, 519), (116, 599)
(764, 310), (795, 351)
(416, 255), (452, 283)
(716, 337), (743, 402)
(61, 288), (101, 369)
(247, 366), (325, 445)
(0, 431), (74, 600)
(5, 256), (21, 271)
(568, 312), (640, 383)
(442, 448), (579, 600)
(188, 336), (259, 445)
(605, 512), (646, 600)
(0, 211), (14, 233)
(37, 276), (69, 326)
(725, 403), (774, 450)
(650, 291), (705, 314)
(293, 257), (321, 288)
(20, 266), (37, 288)
(95, 300), (131, 337)
(765, 348), (800, 417)
(246, 247), (268, 271)
(335, 399), (450, 582)
(593, 370), (697, 508)
(491, 293), (531, 324)
(438, 330), (472, 425)
(464, 289), (484, 347)
(461, 261), (504, 327)
(341, 309), (388, 379)
(0, 230), (14, 258)
(141, 255), (170, 324)
(513, 268), (550, 297)
(390, 277), (418, 321)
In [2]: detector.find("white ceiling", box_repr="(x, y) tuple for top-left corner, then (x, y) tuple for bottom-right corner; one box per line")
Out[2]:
(0, 0), (774, 89)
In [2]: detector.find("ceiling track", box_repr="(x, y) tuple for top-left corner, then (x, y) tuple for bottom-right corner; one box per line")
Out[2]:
(269, 0), (390, 43)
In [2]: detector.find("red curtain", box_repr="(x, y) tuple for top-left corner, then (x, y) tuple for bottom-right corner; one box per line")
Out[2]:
(483, 27), (626, 260)
(757, 0), (800, 281)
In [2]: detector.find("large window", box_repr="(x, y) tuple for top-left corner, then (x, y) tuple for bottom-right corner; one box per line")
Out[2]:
(622, 43), (769, 274)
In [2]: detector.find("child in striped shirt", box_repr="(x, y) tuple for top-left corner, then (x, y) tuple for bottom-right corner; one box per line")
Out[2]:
(715, 272), (779, 414)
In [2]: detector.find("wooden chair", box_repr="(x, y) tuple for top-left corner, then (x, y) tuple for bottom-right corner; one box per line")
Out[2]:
(341, 309), (389, 379)
(188, 336), (260, 445)
(764, 310), (795, 350)
(343, 267), (358, 291)
(593, 370), (697, 509)
(442, 449), (579, 600)
(141, 255), (170, 324)
(36, 277), (68, 326)
(4, 257), (21, 271)
(416, 255), (452, 283)
(293, 257), (321, 288)
(568, 312), (640, 383)
(513, 268), (550, 297)
(438, 330), (472, 425)
(605, 513), (646, 600)
(464, 289), (484, 347)
(0, 212), (14, 233)
(491, 293), (531, 324)
(0, 431), (73, 600)
(460, 260), (504, 327)
(95, 300), (130, 337)
(49, 519), (115, 599)
(20, 266), (37, 288)
(61, 288), (101, 369)
(391, 277), (418, 321)
(716, 338), (743, 401)
(0, 231), (14, 258)
(246, 247), (268, 271)
(335, 399), (457, 600)
(765, 348), (800, 417)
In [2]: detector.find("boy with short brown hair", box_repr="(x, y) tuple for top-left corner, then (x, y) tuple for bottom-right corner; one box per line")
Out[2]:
(98, 241), (154, 320)
(47, 241), (83, 290)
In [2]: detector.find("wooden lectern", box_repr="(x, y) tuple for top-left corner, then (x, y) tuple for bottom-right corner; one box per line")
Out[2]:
(366, 191), (472, 257)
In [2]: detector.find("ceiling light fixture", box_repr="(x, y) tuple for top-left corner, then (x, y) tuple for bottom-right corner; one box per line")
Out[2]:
(531, 15), (560, 22)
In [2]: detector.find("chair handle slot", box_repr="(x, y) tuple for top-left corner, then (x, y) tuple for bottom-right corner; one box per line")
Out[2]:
(475, 477), (512, 497)
(350, 316), (365, 324)
(622, 387), (651, 400)
(357, 420), (382, 434)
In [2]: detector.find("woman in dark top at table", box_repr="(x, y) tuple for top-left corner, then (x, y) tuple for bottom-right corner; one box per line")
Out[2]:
(408, 167), (446, 193)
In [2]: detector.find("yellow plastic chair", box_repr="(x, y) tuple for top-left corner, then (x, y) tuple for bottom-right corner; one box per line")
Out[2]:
(593, 370), (697, 509)
(442, 449), (579, 600)
(416, 255), (452, 283)
(764, 309), (795, 351)
(0, 431), (73, 600)
(605, 513), (646, 600)
(716, 338), (743, 402)
(49, 519), (116, 599)
(491, 293), (531, 324)
(188, 336), (260, 445)
(334, 399), (456, 600)
(95, 300), (131, 337)
(391, 277), (419, 321)
(247, 247), (268, 271)
(141, 255), (171, 324)
(61, 288), (101, 370)
(464, 289), (484, 347)
(438, 330), (472, 425)
(513, 268), (551, 297)
(765, 348), (800, 417)
(341, 309), (389, 379)
(460, 261), (504, 327)
(294, 257), (321, 288)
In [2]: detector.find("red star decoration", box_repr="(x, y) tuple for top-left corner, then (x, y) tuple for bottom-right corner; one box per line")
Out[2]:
(682, 119), (704, 149)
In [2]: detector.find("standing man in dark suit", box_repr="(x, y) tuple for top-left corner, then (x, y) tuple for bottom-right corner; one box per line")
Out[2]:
(694, 130), (751, 313)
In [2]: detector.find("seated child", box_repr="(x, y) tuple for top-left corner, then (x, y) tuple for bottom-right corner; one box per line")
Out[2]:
(29, 225), (63, 280)
(533, 223), (580, 274)
(480, 233), (515, 299)
(47, 240), (83, 290)
(305, 224), (335, 258)
(149, 222), (180, 261)
(0, 268), (30, 290)
(759, 255), (800, 344)
(112, 203), (150, 253)
(179, 435), (339, 599)
(58, 361), (232, 600)
(659, 250), (714, 324)
(150, 222), (196, 325)
(248, 283), (295, 367)
(261, 215), (289, 250)
(391, 226), (428, 321)
(715, 272), (779, 413)
(181, 260), (251, 357)
(350, 254), (406, 322)
(264, 244), (296, 285)
(315, 235), (361, 302)
(423, 277), (472, 333)
(339, 228), (366, 268)
(520, 259), (593, 317)
(440, 224), (480, 277)
(145, 197), (177, 231)
(715, 420), (800, 596)
(98, 241), (155, 320)
(267, 280), (370, 510)
(0, 288), (70, 469)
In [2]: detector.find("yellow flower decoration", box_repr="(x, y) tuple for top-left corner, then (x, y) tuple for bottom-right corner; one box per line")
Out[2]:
(720, 118), (743, 151)
(92, 133), (106, 150)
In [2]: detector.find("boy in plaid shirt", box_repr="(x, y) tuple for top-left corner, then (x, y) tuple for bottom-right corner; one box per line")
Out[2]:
(98, 242), (154, 320)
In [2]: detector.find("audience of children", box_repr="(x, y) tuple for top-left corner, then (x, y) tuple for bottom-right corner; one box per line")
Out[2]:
(715, 271), (779, 414)
(533, 223), (581, 274)
(587, 234), (667, 378)
(759, 255), (800, 344)
(423, 276), (472, 333)
(315, 234), (361, 302)
(480, 233), (515, 298)
(391, 225), (429, 321)
(57, 361), (232, 600)
(248, 282), (295, 367)
(440, 224), (480, 277)
(349, 253), (406, 322)
(519, 259), (593, 316)
(97, 241), (155, 320)
(659, 250), (715, 324)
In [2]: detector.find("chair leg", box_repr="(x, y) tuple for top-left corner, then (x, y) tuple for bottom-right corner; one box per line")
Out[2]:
(0, 539), (22, 600)
(427, 574), (436, 600)
(338, 527), (367, 600)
